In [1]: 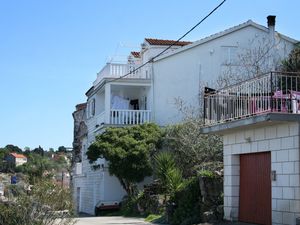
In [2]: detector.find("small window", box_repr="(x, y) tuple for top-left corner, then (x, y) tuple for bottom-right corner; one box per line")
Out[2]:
(221, 46), (238, 65)
(87, 99), (95, 118)
(91, 99), (95, 116)
(86, 103), (90, 118)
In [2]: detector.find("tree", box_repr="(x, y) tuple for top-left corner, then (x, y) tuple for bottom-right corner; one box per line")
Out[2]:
(0, 179), (75, 225)
(165, 121), (223, 177)
(23, 147), (31, 157)
(58, 146), (67, 153)
(0, 148), (8, 160)
(17, 153), (55, 184)
(32, 145), (44, 156)
(86, 123), (162, 196)
(281, 45), (300, 72)
(4, 145), (22, 153)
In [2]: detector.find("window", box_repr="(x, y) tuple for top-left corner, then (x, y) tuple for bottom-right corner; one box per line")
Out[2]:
(86, 103), (90, 118)
(91, 99), (95, 116)
(86, 99), (95, 118)
(221, 46), (238, 65)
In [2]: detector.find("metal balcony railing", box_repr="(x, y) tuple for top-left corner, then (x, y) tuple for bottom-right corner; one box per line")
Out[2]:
(204, 72), (300, 126)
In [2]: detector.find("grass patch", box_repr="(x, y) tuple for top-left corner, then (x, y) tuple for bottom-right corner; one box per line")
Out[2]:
(145, 214), (166, 224)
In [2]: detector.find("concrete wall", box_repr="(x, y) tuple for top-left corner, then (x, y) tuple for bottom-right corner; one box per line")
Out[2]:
(15, 157), (27, 166)
(223, 122), (300, 225)
(73, 128), (127, 215)
(152, 26), (295, 125)
(103, 172), (127, 201)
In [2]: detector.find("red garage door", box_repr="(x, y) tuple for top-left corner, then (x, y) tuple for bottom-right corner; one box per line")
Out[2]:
(239, 152), (271, 225)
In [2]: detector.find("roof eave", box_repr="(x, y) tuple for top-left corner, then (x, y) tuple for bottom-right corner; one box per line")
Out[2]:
(154, 20), (299, 62)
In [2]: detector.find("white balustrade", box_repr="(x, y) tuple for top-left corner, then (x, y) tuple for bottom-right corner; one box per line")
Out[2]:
(110, 110), (151, 125)
(93, 63), (149, 86)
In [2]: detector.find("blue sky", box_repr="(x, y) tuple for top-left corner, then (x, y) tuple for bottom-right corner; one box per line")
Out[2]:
(0, 0), (300, 150)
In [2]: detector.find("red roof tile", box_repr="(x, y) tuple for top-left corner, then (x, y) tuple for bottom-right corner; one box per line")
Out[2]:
(10, 153), (27, 159)
(131, 51), (141, 58)
(145, 38), (192, 46)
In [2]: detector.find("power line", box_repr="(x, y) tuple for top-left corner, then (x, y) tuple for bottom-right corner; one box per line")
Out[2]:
(103, 0), (227, 84)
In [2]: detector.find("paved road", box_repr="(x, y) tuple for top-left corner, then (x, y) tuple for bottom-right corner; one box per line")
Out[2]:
(75, 216), (152, 225)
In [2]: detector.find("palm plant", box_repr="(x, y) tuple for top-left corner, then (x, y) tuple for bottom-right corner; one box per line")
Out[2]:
(154, 152), (184, 200)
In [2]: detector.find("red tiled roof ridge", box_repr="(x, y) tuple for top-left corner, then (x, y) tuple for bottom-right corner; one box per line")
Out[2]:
(145, 38), (192, 46)
(10, 152), (27, 159)
(131, 51), (141, 58)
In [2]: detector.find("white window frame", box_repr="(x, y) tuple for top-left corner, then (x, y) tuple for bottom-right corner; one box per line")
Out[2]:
(221, 46), (238, 65)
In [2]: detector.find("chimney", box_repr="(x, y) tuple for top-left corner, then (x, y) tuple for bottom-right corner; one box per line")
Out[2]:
(267, 15), (276, 42)
(267, 15), (276, 28)
(267, 15), (276, 71)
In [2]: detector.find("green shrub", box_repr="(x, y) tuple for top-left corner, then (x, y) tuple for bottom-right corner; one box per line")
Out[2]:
(120, 195), (140, 217)
(198, 170), (215, 178)
(170, 177), (201, 225)
(136, 192), (163, 215)
(154, 152), (185, 200)
(145, 214), (165, 223)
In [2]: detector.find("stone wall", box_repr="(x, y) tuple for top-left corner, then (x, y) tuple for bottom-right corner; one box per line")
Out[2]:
(223, 122), (300, 225)
(72, 103), (87, 164)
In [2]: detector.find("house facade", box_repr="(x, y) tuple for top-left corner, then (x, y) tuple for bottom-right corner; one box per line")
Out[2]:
(5, 152), (27, 167)
(72, 16), (298, 216)
(72, 39), (191, 215)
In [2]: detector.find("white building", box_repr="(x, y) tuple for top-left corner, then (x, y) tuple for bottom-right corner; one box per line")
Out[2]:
(72, 39), (191, 215)
(73, 16), (298, 216)
(5, 152), (27, 167)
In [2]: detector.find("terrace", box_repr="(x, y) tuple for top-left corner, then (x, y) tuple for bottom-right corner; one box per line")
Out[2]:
(93, 63), (150, 86)
(203, 72), (300, 128)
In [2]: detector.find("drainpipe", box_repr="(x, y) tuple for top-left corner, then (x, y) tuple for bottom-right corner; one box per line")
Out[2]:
(297, 123), (300, 225)
(151, 61), (155, 122)
(267, 15), (276, 71)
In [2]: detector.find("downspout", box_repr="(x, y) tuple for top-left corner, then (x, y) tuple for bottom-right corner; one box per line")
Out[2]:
(297, 124), (300, 224)
(151, 60), (155, 122)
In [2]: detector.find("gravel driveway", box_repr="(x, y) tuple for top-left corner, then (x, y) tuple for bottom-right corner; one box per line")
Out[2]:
(75, 216), (152, 225)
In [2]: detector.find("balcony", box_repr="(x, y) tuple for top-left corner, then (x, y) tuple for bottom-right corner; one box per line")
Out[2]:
(204, 72), (300, 126)
(109, 109), (151, 125)
(93, 63), (150, 86)
(89, 110), (151, 130)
